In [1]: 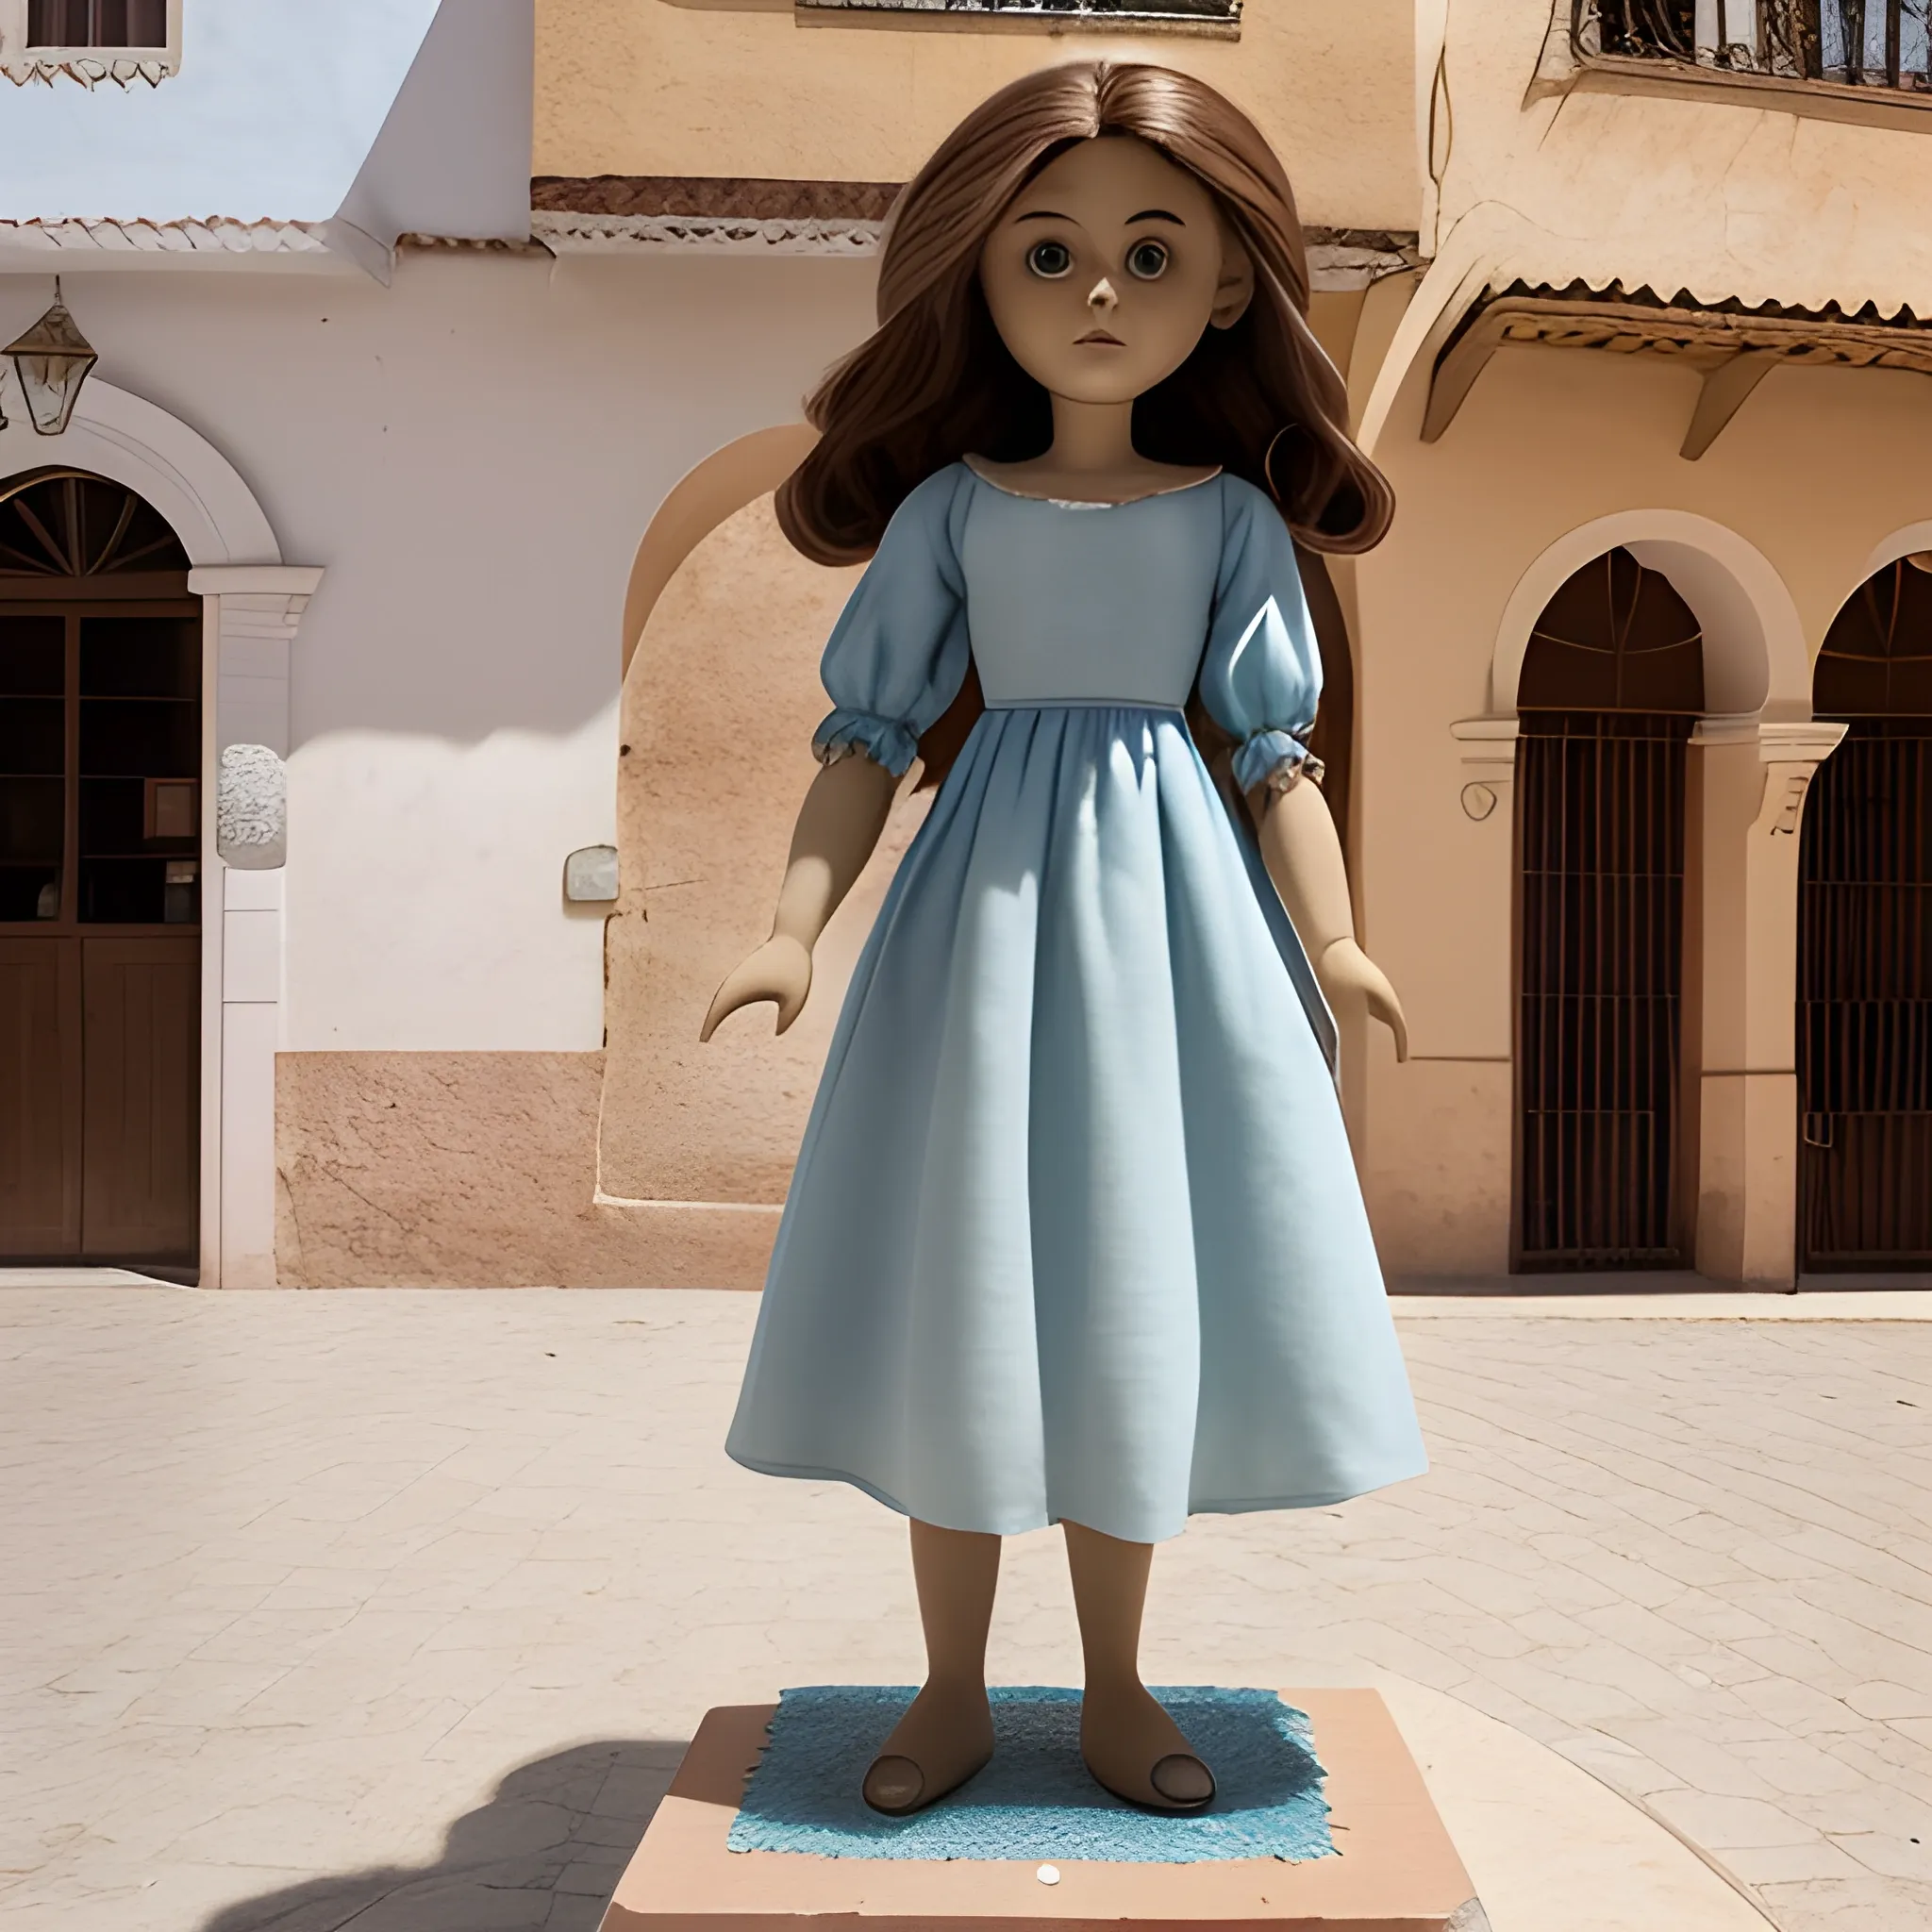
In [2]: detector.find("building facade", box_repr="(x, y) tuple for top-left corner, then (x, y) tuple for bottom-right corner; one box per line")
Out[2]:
(2, 1), (1928, 1289)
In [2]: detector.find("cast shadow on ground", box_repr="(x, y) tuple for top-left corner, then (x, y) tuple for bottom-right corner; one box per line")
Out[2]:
(199, 1738), (687, 1932)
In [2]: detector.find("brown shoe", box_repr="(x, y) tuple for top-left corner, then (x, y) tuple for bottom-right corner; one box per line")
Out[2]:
(861, 1745), (992, 1817)
(1086, 1748), (1217, 1814)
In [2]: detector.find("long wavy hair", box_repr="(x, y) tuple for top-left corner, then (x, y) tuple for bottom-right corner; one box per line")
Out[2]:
(777, 59), (1391, 787)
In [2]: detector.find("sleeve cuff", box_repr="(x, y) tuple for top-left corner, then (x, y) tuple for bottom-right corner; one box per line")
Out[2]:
(1232, 727), (1323, 795)
(812, 708), (921, 778)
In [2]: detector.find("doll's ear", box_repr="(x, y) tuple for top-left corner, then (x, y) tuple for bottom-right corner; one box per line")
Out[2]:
(1211, 227), (1256, 331)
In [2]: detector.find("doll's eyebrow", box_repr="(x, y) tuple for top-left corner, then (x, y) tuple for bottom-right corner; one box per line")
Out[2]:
(1014, 208), (1074, 223)
(1127, 208), (1186, 225)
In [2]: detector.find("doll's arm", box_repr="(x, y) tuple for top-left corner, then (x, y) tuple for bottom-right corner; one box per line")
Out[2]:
(701, 753), (898, 1039)
(1255, 777), (1409, 1061)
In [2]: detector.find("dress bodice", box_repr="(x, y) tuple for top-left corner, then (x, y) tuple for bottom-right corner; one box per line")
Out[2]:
(808, 459), (1324, 799)
(957, 469), (1226, 709)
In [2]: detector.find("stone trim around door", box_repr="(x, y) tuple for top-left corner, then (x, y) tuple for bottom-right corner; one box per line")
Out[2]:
(3, 377), (302, 1287)
(187, 566), (323, 1288)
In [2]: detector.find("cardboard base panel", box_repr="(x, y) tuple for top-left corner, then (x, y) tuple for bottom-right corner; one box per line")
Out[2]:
(599, 1689), (1483, 1932)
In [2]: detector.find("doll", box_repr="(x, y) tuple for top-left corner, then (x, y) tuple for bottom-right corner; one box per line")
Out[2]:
(702, 60), (1426, 1819)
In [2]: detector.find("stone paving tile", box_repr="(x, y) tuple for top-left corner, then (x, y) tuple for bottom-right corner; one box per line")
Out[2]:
(2, 1291), (1929, 1932)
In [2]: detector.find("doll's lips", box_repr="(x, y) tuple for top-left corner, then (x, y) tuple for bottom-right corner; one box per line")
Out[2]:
(1075, 329), (1125, 346)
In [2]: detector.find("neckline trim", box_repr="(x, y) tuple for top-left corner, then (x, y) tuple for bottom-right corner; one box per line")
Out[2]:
(960, 456), (1224, 508)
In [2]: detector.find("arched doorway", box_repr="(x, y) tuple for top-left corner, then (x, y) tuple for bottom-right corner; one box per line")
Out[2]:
(0, 468), (201, 1268)
(1797, 558), (1932, 1271)
(1515, 546), (1705, 1269)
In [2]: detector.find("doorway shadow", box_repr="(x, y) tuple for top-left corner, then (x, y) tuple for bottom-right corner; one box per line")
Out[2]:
(199, 1738), (687, 1932)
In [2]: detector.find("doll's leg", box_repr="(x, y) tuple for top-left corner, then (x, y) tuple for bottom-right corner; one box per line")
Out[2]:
(862, 1519), (1000, 1815)
(1063, 1520), (1215, 1811)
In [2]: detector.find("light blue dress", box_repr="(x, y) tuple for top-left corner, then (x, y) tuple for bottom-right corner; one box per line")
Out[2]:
(726, 461), (1426, 1544)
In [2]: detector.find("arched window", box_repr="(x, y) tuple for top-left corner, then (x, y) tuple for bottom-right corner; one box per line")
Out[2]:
(1516, 547), (1704, 1270)
(1812, 556), (1932, 718)
(0, 468), (191, 585)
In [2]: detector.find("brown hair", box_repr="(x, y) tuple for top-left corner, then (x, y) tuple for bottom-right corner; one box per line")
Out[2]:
(776, 59), (1392, 787)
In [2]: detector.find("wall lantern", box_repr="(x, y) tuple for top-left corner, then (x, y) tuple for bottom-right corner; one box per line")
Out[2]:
(5, 282), (98, 436)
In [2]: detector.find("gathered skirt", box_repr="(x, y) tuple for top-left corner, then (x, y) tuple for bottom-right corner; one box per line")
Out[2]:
(725, 703), (1426, 1544)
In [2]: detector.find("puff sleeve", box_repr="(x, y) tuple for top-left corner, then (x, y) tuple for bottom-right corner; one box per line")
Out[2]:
(811, 465), (973, 778)
(1197, 477), (1324, 796)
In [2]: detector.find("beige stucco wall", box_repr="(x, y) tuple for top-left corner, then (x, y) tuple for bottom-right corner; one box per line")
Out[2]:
(275, 1051), (629, 1287)
(1349, 335), (1932, 1276)
(600, 492), (928, 1219)
(534, 0), (1421, 232)
(1433, 1), (1932, 315)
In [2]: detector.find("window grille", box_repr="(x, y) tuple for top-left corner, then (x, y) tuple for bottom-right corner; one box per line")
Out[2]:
(3, 0), (178, 83)
(27, 0), (167, 47)
(1578, 1), (1932, 92)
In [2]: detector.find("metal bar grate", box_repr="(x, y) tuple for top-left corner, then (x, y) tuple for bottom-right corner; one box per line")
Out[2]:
(1518, 710), (1691, 1268)
(1582, 2), (1932, 90)
(1797, 721), (1932, 1265)
(797, 1), (1240, 18)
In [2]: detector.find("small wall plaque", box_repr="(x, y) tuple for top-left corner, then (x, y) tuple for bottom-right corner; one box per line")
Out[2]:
(564, 843), (620, 903)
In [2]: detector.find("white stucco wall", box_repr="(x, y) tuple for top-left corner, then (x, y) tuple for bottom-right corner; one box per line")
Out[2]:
(1, 1), (443, 222)
(0, 251), (876, 1050)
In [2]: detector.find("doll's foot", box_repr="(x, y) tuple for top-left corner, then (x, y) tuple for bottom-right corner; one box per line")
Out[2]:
(1080, 1679), (1216, 1813)
(862, 1679), (995, 1816)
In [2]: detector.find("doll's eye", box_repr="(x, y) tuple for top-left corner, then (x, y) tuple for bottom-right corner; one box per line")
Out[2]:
(1126, 239), (1171, 281)
(1026, 240), (1074, 280)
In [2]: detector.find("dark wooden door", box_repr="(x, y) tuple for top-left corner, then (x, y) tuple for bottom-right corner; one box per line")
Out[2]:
(1799, 558), (1932, 1271)
(1514, 548), (1705, 1271)
(0, 936), (82, 1254)
(81, 936), (199, 1259)
(1, 471), (200, 1266)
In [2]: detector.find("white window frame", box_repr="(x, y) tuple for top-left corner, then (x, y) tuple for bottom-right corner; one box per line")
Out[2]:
(0, 0), (181, 88)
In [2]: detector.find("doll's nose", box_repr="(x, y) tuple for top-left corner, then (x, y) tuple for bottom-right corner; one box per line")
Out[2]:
(1086, 275), (1119, 314)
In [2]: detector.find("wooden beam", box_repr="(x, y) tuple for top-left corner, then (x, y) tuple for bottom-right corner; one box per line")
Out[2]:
(1421, 325), (1499, 443)
(1680, 350), (1778, 461)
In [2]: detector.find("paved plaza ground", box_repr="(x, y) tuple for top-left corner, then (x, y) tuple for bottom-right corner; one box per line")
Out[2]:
(2, 1286), (1929, 1932)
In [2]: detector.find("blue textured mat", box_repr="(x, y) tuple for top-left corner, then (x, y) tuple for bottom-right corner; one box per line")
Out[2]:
(726, 1685), (1333, 1863)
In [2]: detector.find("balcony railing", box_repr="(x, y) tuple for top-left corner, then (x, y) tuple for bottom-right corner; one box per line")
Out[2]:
(797, 0), (1241, 20)
(1577, 2), (1931, 92)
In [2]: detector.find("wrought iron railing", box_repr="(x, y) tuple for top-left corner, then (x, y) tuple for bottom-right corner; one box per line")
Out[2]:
(799, 0), (1240, 18)
(1577, 2), (1932, 92)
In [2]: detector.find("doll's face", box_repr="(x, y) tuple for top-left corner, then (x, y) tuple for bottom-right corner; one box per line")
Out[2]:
(977, 136), (1254, 408)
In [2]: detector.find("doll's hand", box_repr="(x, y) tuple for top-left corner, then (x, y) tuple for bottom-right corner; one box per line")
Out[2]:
(701, 935), (814, 1041)
(1316, 938), (1409, 1063)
